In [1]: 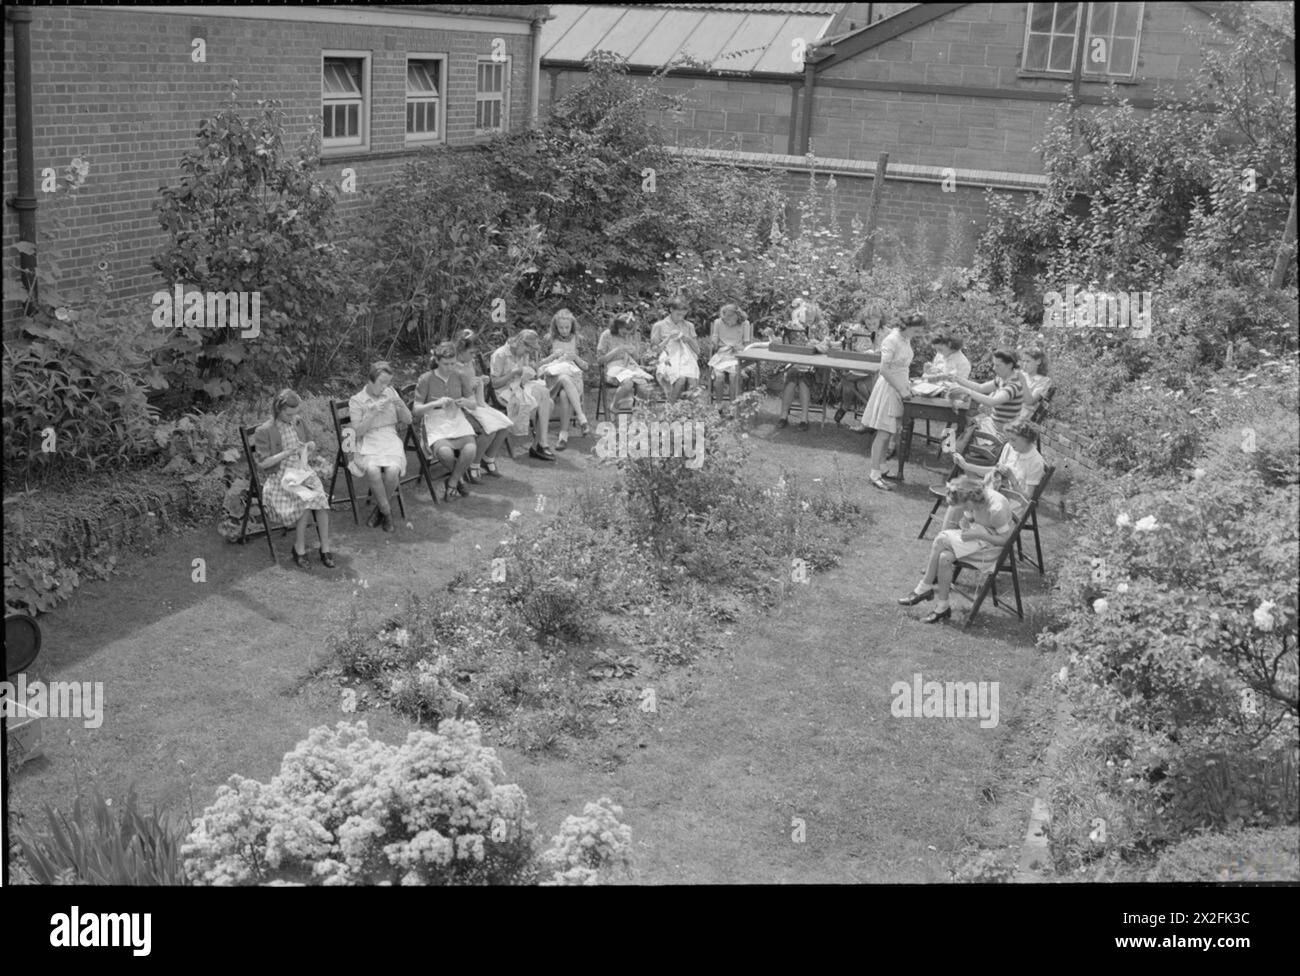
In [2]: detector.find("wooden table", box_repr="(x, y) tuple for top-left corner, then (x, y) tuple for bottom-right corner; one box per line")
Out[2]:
(897, 396), (969, 483)
(734, 344), (881, 422)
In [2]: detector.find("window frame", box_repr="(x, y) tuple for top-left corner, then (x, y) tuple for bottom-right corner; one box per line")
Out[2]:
(322, 50), (371, 154)
(1018, 2), (1144, 83)
(405, 54), (447, 145)
(474, 55), (510, 135)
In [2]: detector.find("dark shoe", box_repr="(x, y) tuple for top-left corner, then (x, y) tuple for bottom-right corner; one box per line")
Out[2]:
(797, 421), (809, 432)
(442, 478), (457, 502)
(556, 435), (568, 451)
(776, 418), (789, 429)
(579, 422), (591, 437)
(466, 467), (482, 485)
(922, 607), (953, 625)
(455, 480), (470, 497)
(291, 546), (310, 568)
(898, 589), (934, 606)
(833, 408), (847, 424)
(366, 506), (383, 529)
(481, 458), (502, 478)
(381, 512), (396, 533)
(882, 471), (900, 481)
(319, 550), (336, 569)
(529, 445), (556, 461)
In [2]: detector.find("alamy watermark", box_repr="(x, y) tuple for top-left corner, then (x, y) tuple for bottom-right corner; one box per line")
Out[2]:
(593, 413), (706, 469)
(1, 674), (104, 728)
(1043, 284), (1152, 338)
(150, 284), (261, 338)
(890, 672), (999, 729)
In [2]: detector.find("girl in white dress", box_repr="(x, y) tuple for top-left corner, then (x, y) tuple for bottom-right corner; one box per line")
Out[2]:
(347, 361), (411, 531)
(861, 312), (928, 491)
(490, 329), (556, 461)
(650, 296), (701, 403)
(539, 308), (591, 449)
(597, 313), (653, 411)
(414, 341), (479, 499)
(707, 303), (753, 399)
(454, 330), (512, 480)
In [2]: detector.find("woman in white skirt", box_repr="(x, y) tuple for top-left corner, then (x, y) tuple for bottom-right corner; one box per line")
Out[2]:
(454, 330), (512, 479)
(597, 313), (653, 411)
(415, 341), (479, 500)
(347, 361), (411, 532)
(650, 296), (701, 403)
(896, 476), (1015, 624)
(251, 389), (334, 568)
(708, 303), (753, 400)
(490, 329), (555, 461)
(540, 308), (591, 450)
(861, 311), (928, 491)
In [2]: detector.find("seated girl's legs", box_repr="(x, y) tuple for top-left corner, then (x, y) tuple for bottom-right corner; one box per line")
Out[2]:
(940, 505), (961, 530)
(294, 511), (311, 554)
(779, 377), (797, 417)
(633, 378), (652, 402)
(363, 464), (390, 514)
(933, 549), (957, 608)
(481, 429), (508, 463)
(315, 508), (330, 551)
(797, 378), (811, 422)
(434, 442), (456, 472)
(381, 465), (399, 509)
(450, 440), (476, 483)
(614, 379), (635, 410)
(557, 375), (587, 426)
(839, 374), (858, 409)
(534, 398), (552, 448)
(557, 389), (572, 435)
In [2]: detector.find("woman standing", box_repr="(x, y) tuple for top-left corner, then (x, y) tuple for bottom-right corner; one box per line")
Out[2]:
(414, 341), (479, 500)
(251, 389), (334, 567)
(861, 311), (928, 491)
(348, 361), (411, 532)
(454, 330), (512, 479)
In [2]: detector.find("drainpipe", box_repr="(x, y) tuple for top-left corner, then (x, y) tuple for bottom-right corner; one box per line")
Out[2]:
(797, 58), (815, 154)
(5, 6), (38, 310)
(529, 16), (544, 127)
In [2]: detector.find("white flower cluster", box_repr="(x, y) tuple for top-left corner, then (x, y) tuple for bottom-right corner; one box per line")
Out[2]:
(538, 797), (634, 886)
(182, 719), (535, 886)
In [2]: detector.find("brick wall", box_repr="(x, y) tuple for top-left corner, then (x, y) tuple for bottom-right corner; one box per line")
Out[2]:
(2, 6), (538, 327)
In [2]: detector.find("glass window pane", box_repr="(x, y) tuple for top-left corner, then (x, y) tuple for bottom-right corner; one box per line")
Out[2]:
(1025, 35), (1049, 70)
(1049, 35), (1074, 71)
(1109, 37), (1134, 73)
(347, 104), (358, 136)
(323, 108), (333, 138)
(492, 102), (501, 129)
(429, 102), (437, 134)
(1030, 3), (1054, 32)
(1090, 2), (1114, 33)
(1055, 2), (1078, 34)
(1114, 1), (1139, 36)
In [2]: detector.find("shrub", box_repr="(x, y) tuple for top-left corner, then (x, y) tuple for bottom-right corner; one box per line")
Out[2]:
(152, 86), (359, 405)
(538, 797), (635, 886)
(1145, 826), (1299, 881)
(15, 789), (189, 885)
(181, 719), (632, 885)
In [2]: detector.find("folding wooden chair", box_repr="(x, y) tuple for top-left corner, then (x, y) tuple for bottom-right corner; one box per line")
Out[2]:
(326, 399), (407, 525)
(236, 425), (322, 562)
(949, 466), (1055, 629)
(475, 352), (517, 459)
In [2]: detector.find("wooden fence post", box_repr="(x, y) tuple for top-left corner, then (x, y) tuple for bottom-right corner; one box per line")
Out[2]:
(857, 152), (889, 270)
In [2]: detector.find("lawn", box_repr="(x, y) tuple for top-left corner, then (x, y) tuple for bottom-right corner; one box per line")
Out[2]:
(8, 397), (1062, 883)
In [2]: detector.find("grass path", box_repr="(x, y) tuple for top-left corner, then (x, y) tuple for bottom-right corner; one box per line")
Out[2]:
(9, 405), (1061, 882)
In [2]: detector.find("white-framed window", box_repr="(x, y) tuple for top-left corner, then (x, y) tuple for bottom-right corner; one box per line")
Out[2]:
(475, 56), (509, 134)
(322, 52), (370, 152)
(1082, 1), (1143, 78)
(406, 56), (445, 143)
(1022, 3), (1143, 78)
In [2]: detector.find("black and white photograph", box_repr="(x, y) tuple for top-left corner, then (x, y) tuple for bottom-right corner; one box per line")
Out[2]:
(1, 0), (1296, 951)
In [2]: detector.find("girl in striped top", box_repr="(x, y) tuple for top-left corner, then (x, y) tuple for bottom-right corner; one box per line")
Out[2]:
(938, 348), (1025, 439)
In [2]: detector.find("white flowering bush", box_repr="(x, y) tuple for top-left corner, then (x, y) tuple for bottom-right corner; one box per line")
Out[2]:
(538, 797), (635, 886)
(182, 720), (631, 886)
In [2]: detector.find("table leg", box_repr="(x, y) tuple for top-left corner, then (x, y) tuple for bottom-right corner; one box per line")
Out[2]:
(897, 417), (912, 482)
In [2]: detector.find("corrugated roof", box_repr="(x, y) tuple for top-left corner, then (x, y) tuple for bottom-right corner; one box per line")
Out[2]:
(541, 4), (839, 75)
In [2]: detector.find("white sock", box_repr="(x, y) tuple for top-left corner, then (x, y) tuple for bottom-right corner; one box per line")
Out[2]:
(869, 469), (880, 480)
(934, 600), (950, 611)
(914, 582), (930, 594)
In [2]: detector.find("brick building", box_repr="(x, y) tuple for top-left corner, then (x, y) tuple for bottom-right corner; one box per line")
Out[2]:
(541, 2), (1285, 261)
(2, 3), (548, 324)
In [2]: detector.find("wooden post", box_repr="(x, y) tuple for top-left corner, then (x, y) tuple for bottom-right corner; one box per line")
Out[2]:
(858, 152), (889, 269)
(1270, 190), (1297, 290)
